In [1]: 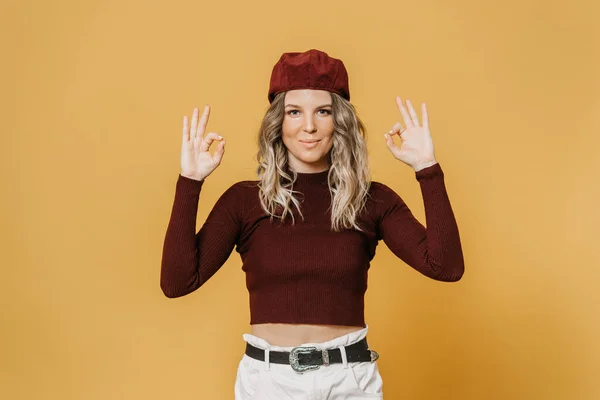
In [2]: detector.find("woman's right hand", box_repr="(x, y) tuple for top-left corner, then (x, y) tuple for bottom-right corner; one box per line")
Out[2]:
(180, 105), (226, 181)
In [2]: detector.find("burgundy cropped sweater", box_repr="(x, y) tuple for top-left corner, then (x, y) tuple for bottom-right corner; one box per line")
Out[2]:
(160, 163), (464, 326)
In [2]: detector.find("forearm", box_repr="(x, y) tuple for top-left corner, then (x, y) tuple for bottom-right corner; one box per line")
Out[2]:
(415, 164), (464, 281)
(160, 175), (204, 298)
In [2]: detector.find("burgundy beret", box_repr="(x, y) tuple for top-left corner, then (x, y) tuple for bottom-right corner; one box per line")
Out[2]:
(268, 49), (350, 103)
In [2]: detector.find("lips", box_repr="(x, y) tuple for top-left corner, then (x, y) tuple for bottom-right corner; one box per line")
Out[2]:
(299, 140), (320, 149)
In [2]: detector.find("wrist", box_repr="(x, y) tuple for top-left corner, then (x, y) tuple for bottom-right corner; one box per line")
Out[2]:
(412, 160), (438, 172)
(180, 173), (205, 182)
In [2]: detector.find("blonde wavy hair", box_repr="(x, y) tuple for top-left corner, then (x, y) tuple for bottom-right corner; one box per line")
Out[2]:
(255, 91), (372, 232)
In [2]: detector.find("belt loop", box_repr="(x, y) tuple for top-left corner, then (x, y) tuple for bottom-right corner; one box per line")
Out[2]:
(338, 345), (348, 369)
(264, 348), (270, 371)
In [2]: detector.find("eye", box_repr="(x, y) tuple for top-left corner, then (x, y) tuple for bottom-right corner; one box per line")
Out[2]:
(287, 110), (300, 116)
(318, 109), (332, 115)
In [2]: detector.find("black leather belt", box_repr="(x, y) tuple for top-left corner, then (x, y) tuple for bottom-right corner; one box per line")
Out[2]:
(245, 337), (379, 373)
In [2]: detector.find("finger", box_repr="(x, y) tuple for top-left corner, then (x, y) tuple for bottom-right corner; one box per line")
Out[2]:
(422, 102), (429, 130)
(406, 100), (420, 127)
(182, 115), (190, 142)
(389, 122), (403, 136)
(196, 105), (211, 138)
(383, 132), (399, 150)
(395, 96), (414, 128)
(200, 132), (223, 152)
(190, 108), (199, 140)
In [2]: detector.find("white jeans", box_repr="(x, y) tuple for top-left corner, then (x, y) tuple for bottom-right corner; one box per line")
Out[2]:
(234, 325), (384, 399)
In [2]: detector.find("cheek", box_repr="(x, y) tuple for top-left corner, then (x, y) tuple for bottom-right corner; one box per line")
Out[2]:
(321, 118), (335, 135)
(280, 123), (296, 148)
(321, 119), (335, 142)
(281, 119), (298, 137)
(323, 138), (334, 153)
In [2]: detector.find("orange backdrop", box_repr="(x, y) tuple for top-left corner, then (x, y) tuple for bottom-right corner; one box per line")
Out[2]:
(2, 0), (599, 398)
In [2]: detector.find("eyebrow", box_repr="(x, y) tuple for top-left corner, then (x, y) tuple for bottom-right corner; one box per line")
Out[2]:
(285, 104), (332, 108)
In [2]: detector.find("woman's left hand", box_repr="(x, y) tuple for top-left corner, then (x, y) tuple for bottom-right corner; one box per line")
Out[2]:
(384, 96), (438, 172)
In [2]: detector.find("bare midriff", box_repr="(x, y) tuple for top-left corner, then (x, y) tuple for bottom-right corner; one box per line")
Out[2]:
(250, 323), (365, 347)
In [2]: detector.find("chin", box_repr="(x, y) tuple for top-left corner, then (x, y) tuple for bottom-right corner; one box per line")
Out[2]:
(294, 155), (323, 163)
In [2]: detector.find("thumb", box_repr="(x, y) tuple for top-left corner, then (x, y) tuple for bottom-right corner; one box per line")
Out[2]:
(384, 132), (398, 150)
(212, 140), (226, 165)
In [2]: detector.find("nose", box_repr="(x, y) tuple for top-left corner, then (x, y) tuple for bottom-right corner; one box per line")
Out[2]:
(303, 114), (317, 133)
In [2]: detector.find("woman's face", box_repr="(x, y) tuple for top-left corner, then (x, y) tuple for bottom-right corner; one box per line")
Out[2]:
(281, 89), (334, 173)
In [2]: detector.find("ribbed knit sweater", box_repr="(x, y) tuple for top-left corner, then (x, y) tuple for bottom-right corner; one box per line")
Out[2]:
(160, 162), (464, 326)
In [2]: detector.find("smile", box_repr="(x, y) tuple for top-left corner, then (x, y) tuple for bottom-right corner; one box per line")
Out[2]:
(299, 140), (320, 149)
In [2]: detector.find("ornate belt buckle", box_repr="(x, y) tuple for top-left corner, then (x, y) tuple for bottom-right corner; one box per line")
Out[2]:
(289, 346), (320, 373)
(370, 349), (380, 362)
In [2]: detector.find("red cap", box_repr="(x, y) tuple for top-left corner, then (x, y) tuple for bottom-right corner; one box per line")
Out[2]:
(268, 49), (350, 103)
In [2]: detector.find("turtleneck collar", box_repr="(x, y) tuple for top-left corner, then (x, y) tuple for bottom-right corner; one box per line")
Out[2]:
(286, 166), (330, 185)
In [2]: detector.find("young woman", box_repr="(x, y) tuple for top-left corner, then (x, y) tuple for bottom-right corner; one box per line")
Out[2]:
(161, 49), (464, 399)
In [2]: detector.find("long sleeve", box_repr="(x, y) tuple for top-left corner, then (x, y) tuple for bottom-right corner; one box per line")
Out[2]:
(160, 175), (244, 298)
(378, 163), (464, 282)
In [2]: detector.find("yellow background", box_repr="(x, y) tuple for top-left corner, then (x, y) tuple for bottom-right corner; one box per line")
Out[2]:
(2, 0), (599, 398)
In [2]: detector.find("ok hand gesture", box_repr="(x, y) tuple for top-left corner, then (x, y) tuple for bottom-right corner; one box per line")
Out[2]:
(180, 105), (226, 181)
(384, 96), (438, 172)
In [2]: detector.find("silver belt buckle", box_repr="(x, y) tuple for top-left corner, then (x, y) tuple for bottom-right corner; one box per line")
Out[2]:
(370, 349), (380, 362)
(289, 346), (320, 373)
